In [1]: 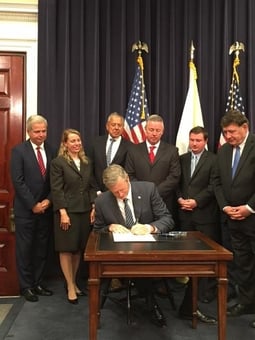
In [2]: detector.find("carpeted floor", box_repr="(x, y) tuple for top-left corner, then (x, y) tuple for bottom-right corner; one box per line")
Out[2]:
(1, 279), (255, 340)
(0, 297), (24, 339)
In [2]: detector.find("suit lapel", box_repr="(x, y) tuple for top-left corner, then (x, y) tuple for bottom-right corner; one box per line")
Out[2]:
(192, 151), (207, 177)
(110, 194), (126, 225)
(131, 184), (142, 222)
(26, 140), (42, 173)
(233, 135), (254, 179)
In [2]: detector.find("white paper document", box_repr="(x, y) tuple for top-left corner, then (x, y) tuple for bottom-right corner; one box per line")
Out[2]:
(112, 233), (156, 242)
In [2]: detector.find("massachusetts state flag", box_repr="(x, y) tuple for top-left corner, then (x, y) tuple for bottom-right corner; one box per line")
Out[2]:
(122, 55), (149, 144)
(175, 59), (204, 155)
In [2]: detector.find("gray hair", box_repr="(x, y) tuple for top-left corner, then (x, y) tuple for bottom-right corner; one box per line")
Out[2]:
(221, 109), (249, 128)
(107, 112), (124, 124)
(26, 115), (48, 132)
(146, 114), (164, 126)
(103, 164), (128, 188)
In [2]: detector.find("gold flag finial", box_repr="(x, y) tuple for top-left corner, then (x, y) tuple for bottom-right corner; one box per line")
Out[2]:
(229, 41), (245, 86)
(131, 40), (149, 57)
(190, 41), (195, 61)
(229, 41), (245, 58)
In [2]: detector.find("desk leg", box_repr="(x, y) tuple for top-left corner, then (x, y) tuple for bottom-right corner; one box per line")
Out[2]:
(88, 275), (100, 340)
(217, 276), (228, 340)
(191, 277), (198, 329)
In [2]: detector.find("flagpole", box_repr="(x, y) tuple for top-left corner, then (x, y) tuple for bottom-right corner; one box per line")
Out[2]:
(175, 41), (204, 155)
(123, 41), (150, 143)
(228, 42), (245, 110)
(218, 41), (245, 147)
(131, 41), (149, 120)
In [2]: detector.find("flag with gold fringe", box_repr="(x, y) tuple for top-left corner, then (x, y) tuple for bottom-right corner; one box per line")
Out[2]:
(176, 55), (204, 155)
(218, 43), (245, 147)
(123, 55), (149, 143)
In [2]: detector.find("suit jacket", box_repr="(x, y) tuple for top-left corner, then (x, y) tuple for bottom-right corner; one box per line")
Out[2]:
(176, 150), (219, 225)
(50, 155), (97, 213)
(215, 133), (255, 212)
(89, 135), (132, 192)
(10, 140), (56, 218)
(93, 181), (174, 233)
(125, 141), (181, 211)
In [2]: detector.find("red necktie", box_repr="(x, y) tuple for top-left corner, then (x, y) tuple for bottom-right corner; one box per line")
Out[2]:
(149, 146), (156, 163)
(36, 147), (46, 177)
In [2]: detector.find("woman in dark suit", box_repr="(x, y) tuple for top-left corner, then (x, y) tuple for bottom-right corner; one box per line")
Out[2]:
(50, 129), (96, 304)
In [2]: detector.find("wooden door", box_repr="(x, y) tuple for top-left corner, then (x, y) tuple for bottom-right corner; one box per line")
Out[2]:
(0, 54), (25, 296)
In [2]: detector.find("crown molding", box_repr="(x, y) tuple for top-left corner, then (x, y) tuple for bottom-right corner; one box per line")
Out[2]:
(0, 2), (38, 14)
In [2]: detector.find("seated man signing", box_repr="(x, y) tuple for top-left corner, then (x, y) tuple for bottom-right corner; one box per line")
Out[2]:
(93, 164), (174, 327)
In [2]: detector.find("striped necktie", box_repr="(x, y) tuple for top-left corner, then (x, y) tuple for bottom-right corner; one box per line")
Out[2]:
(36, 147), (46, 177)
(106, 138), (115, 166)
(123, 198), (135, 228)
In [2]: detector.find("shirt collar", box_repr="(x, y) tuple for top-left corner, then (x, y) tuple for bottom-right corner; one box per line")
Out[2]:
(146, 140), (160, 150)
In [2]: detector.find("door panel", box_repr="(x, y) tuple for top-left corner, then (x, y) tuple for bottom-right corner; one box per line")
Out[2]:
(0, 54), (25, 296)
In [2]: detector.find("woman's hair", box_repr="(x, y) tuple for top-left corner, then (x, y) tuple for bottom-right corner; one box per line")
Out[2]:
(58, 128), (88, 164)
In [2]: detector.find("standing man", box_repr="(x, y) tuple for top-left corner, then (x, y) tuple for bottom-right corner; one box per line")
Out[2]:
(177, 126), (219, 324)
(214, 109), (255, 327)
(89, 112), (132, 193)
(10, 115), (56, 302)
(125, 114), (181, 216)
(94, 164), (175, 327)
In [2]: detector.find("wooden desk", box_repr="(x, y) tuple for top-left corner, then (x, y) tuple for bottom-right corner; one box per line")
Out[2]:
(84, 231), (233, 340)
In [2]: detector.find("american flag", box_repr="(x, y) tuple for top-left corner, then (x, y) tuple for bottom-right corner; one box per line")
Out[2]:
(122, 55), (149, 144)
(218, 56), (245, 147)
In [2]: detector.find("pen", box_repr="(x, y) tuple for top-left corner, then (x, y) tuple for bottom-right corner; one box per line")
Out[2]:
(158, 232), (187, 237)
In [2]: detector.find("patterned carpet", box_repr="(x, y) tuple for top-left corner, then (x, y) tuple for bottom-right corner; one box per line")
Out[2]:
(0, 297), (24, 339)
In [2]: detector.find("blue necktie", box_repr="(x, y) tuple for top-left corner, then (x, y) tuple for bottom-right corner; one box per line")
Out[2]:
(106, 138), (115, 166)
(123, 198), (135, 228)
(232, 146), (240, 178)
(190, 155), (198, 176)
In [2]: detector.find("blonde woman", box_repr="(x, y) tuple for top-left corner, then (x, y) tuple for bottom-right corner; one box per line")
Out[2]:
(50, 129), (96, 304)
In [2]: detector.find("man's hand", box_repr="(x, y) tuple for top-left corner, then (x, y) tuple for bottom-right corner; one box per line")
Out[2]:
(224, 205), (250, 220)
(109, 224), (131, 233)
(131, 223), (150, 235)
(178, 198), (197, 211)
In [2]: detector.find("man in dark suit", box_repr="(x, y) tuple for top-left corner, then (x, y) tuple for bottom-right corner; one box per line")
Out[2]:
(176, 126), (219, 324)
(125, 114), (180, 217)
(94, 164), (174, 327)
(89, 112), (132, 193)
(10, 115), (56, 302)
(214, 109), (255, 327)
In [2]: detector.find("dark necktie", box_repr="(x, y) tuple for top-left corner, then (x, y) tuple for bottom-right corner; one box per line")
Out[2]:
(232, 146), (240, 178)
(123, 198), (135, 228)
(106, 138), (115, 166)
(149, 146), (156, 163)
(36, 146), (46, 177)
(190, 155), (198, 176)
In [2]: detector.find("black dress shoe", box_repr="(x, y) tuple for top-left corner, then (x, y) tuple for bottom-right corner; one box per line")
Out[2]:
(250, 320), (255, 328)
(23, 288), (38, 302)
(76, 290), (87, 297)
(151, 303), (167, 328)
(64, 283), (87, 297)
(68, 298), (78, 305)
(179, 309), (217, 325)
(227, 303), (255, 317)
(34, 285), (53, 296)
